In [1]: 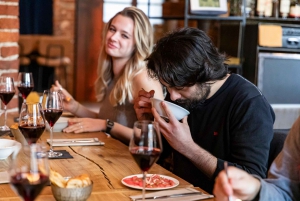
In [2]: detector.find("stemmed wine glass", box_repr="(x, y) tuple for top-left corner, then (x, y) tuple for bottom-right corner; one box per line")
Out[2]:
(41, 90), (63, 157)
(129, 120), (163, 200)
(9, 143), (49, 201)
(18, 102), (46, 145)
(0, 76), (16, 131)
(17, 72), (34, 103)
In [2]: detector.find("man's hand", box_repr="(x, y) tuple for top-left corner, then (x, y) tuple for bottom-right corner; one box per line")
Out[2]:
(134, 89), (155, 120)
(152, 100), (192, 154)
(213, 166), (261, 201)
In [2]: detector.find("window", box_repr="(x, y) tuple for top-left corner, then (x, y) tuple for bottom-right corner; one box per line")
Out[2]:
(103, 0), (163, 25)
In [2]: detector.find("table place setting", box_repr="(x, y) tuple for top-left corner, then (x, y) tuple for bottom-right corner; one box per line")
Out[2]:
(0, 171), (9, 184)
(46, 137), (105, 146)
(130, 187), (214, 201)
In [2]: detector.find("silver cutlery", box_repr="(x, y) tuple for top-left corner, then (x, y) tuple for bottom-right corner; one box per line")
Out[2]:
(224, 161), (233, 201)
(61, 140), (96, 143)
(134, 191), (204, 200)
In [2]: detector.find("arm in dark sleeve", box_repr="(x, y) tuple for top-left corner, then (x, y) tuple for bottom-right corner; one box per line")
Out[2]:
(213, 95), (275, 179)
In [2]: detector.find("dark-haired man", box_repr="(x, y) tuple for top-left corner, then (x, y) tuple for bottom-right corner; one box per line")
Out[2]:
(134, 27), (275, 193)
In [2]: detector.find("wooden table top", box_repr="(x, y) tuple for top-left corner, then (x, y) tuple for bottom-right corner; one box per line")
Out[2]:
(0, 113), (214, 201)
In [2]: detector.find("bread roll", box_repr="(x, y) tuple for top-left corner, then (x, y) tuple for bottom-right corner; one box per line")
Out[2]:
(50, 169), (66, 188)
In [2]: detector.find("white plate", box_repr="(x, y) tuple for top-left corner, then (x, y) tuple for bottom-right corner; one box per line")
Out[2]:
(51, 117), (69, 132)
(121, 174), (179, 190)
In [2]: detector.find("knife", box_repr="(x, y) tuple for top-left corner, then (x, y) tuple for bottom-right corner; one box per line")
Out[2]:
(61, 140), (96, 143)
(134, 191), (204, 200)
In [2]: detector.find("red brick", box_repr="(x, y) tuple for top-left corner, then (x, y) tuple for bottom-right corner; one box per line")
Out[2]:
(0, 32), (18, 42)
(0, 72), (18, 81)
(0, 18), (19, 29)
(0, 59), (19, 70)
(1, 46), (18, 57)
(0, 5), (18, 16)
(5, 0), (19, 2)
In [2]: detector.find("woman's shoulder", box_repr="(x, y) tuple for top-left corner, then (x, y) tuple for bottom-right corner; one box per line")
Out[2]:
(132, 69), (164, 99)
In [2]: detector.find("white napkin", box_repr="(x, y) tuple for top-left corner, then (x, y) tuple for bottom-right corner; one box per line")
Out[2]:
(130, 187), (214, 201)
(47, 138), (105, 146)
(0, 171), (9, 184)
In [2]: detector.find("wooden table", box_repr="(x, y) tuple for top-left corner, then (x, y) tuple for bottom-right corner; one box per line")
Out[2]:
(0, 114), (214, 201)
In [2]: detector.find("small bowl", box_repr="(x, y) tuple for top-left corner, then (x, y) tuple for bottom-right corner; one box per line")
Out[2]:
(150, 98), (190, 121)
(51, 182), (93, 201)
(0, 139), (22, 160)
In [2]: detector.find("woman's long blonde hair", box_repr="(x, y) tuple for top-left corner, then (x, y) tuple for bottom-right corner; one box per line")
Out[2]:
(95, 7), (153, 106)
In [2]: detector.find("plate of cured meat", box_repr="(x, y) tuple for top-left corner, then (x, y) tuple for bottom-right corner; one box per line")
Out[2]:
(121, 174), (179, 190)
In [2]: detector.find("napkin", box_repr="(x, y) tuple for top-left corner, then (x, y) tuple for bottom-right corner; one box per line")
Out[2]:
(130, 187), (214, 201)
(0, 171), (9, 184)
(47, 138), (105, 146)
(48, 150), (73, 159)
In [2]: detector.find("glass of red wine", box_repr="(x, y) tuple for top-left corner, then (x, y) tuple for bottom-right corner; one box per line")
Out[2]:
(9, 143), (49, 201)
(17, 72), (34, 103)
(18, 102), (46, 145)
(0, 76), (16, 131)
(41, 90), (63, 158)
(129, 120), (162, 200)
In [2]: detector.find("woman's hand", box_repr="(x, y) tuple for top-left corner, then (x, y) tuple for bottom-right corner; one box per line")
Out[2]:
(52, 80), (78, 113)
(63, 118), (105, 133)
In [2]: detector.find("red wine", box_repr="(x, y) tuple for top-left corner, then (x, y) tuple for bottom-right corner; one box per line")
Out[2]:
(130, 147), (161, 172)
(18, 124), (45, 144)
(0, 91), (15, 105)
(43, 109), (63, 127)
(10, 172), (49, 201)
(18, 86), (34, 99)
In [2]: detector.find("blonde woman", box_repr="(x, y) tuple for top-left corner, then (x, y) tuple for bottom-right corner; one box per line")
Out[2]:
(54, 7), (164, 143)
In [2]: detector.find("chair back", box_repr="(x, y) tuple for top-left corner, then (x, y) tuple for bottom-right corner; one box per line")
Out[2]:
(268, 129), (288, 170)
(38, 36), (72, 58)
(19, 35), (40, 55)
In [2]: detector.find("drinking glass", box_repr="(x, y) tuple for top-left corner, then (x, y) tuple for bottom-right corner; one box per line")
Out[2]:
(0, 76), (16, 131)
(129, 120), (162, 200)
(17, 72), (34, 103)
(41, 90), (63, 157)
(18, 103), (46, 145)
(9, 143), (49, 201)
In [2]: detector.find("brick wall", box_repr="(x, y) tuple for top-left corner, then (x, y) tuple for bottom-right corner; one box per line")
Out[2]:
(0, 0), (19, 113)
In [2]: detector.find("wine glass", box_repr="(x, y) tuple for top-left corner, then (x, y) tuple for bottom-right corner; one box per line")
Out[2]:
(0, 76), (16, 131)
(17, 72), (34, 103)
(9, 143), (49, 201)
(129, 120), (163, 200)
(18, 102), (46, 145)
(41, 90), (63, 157)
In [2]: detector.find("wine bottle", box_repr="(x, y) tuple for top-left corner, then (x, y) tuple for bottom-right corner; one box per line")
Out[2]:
(280, 0), (291, 17)
(289, 0), (300, 18)
(264, 0), (273, 16)
(256, 0), (267, 16)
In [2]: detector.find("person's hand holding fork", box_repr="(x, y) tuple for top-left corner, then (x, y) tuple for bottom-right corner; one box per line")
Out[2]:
(213, 165), (261, 201)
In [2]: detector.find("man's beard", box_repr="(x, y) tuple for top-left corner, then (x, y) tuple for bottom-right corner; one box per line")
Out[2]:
(174, 83), (211, 110)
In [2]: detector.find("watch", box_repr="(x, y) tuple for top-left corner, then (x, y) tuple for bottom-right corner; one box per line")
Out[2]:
(105, 119), (114, 134)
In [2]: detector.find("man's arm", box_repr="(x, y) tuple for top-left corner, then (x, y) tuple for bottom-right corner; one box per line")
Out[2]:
(152, 101), (218, 178)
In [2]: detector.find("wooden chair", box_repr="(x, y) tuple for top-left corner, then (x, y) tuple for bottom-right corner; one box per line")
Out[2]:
(36, 36), (72, 89)
(18, 35), (40, 67)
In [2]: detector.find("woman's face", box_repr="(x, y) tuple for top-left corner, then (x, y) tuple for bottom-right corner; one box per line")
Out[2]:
(105, 14), (135, 61)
